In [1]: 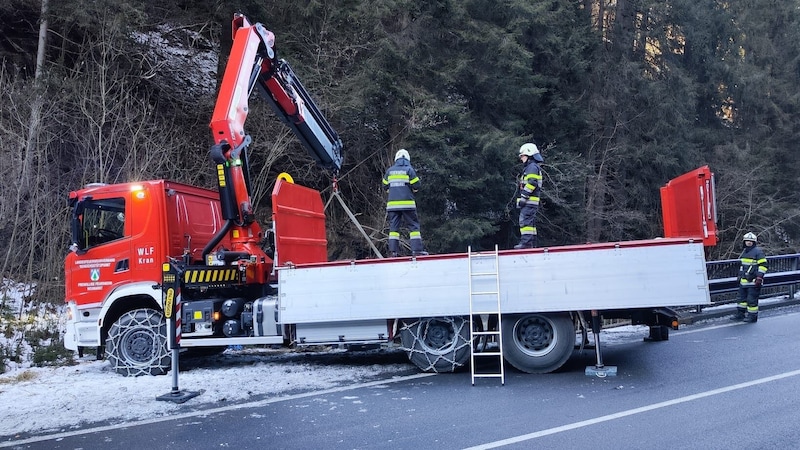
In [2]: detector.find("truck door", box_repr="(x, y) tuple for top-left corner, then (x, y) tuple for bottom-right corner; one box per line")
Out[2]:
(66, 195), (132, 306)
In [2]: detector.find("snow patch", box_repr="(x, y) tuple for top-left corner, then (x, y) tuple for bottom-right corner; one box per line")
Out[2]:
(130, 24), (218, 98)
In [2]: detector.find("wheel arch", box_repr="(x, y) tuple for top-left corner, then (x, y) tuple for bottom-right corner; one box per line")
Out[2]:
(99, 285), (161, 343)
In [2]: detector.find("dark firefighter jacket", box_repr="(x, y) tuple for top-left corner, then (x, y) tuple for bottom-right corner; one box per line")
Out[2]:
(738, 245), (768, 286)
(518, 160), (542, 207)
(382, 157), (420, 211)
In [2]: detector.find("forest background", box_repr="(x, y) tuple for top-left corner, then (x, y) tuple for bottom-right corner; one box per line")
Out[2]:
(1, 0), (799, 309)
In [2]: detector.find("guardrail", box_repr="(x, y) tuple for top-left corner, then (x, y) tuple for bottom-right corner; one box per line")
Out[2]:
(700, 253), (800, 311)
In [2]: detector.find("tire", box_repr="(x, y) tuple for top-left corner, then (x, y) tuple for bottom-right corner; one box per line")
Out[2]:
(400, 317), (471, 373)
(105, 308), (170, 377)
(502, 313), (575, 374)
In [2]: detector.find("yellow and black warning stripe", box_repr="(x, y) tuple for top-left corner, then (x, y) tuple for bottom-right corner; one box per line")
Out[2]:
(183, 268), (239, 286)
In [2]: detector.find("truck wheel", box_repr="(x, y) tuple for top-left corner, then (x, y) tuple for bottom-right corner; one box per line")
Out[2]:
(105, 308), (170, 377)
(502, 313), (574, 374)
(400, 317), (470, 373)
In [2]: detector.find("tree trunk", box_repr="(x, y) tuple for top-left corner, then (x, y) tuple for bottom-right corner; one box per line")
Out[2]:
(2, 0), (48, 300)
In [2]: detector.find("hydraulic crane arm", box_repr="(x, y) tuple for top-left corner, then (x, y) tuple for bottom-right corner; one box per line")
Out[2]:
(209, 13), (343, 227)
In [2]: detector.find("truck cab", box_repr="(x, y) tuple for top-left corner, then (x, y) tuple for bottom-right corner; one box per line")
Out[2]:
(64, 181), (230, 359)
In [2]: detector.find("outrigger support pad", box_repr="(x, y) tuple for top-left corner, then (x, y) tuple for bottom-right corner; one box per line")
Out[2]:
(585, 310), (617, 378)
(156, 343), (204, 403)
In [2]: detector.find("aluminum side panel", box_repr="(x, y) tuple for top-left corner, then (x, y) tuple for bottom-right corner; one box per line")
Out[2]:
(279, 258), (467, 323)
(278, 242), (710, 324)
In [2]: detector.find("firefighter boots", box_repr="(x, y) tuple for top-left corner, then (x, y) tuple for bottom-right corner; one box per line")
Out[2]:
(514, 241), (536, 250)
(514, 235), (537, 249)
(730, 309), (745, 321)
(743, 312), (758, 323)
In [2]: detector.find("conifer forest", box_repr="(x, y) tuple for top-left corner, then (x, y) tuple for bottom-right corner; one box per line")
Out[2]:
(1, 0), (799, 303)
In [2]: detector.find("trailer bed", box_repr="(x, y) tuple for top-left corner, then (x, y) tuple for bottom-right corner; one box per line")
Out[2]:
(278, 238), (710, 324)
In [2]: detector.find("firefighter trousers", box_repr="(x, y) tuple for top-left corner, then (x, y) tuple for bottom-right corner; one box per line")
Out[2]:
(517, 204), (539, 248)
(736, 285), (761, 317)
(388, 209), (424, 254)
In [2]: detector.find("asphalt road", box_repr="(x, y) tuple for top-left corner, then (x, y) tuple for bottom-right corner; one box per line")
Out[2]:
(8, 305), (800, 450)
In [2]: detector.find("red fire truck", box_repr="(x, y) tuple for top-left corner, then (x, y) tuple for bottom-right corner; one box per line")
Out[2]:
(63, 14), (718, 377)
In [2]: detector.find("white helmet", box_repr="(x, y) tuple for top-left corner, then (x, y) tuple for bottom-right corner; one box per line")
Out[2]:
(743, 232), (757, 243)
(519, 143), (543, 163)
(395, 149), (410, 161)
(519, 143), (539, 157)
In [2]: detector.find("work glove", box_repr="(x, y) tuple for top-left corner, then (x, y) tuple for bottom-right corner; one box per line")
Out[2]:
(755, 275), (763, 287)
(516, 198), (524, 209)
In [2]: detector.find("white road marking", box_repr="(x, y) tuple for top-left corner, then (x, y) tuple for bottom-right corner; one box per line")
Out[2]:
(464, 368), (800, 450)
(0, 372), (436, 448)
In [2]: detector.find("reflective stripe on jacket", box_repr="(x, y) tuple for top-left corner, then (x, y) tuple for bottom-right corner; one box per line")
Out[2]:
(518, 160), (542, 206)
(739, 245), (768, 286)
(382, 157), (420, 211)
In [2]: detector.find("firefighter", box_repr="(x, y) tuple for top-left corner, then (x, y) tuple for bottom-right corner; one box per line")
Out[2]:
(514, 143), (544, 249)
(383, 149), (427, 257)
(732, 231), (768, 323)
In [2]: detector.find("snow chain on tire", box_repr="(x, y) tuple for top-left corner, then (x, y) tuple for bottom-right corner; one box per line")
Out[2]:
(399, 317), (471, 373)
(106, 308), (170, 377)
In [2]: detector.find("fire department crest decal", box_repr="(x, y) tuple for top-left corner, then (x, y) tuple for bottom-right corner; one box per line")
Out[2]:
(90, 268), (100, 281)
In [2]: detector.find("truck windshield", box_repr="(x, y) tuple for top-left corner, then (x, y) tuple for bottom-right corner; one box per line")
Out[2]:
(73, 197), (126, 250)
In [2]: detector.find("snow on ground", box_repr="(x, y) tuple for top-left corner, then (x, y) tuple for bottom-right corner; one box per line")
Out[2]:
(0, 279), (43, 374)
(130, 24), (218, 98)
(5, 278), (786, 440)
(0, 279), (418, 439)
(0, 325), (653, 439)
(0, 347), (415, 439)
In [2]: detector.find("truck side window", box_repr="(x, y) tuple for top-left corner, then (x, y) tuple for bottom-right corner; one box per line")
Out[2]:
(78, 198), (126, 249)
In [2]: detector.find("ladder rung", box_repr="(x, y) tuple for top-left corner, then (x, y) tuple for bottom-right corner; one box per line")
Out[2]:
(469, 246), (504, 385)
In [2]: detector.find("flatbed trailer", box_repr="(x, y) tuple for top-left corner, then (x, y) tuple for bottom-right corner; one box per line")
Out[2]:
(274, 237), (710, 374)
(168, 168), (714, 376)
(281, 238), (708, 324)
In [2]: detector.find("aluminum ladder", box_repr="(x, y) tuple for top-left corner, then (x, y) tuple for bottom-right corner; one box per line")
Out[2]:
(468, 245), (504, 385)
